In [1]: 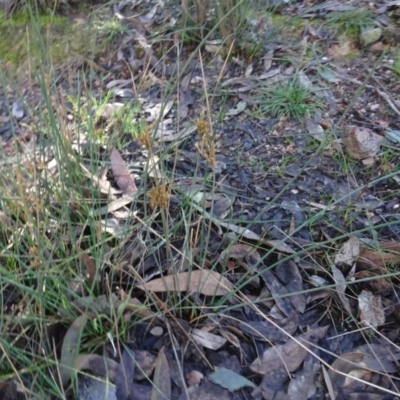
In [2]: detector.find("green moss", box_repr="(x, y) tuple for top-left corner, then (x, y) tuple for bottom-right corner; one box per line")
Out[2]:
(0, 9), (97, 76)
(258, 11), (306, 40)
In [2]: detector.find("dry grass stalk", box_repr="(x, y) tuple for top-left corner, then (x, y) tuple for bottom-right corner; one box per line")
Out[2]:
(138, 121), (155, 151)
(196, 112), (215, 168)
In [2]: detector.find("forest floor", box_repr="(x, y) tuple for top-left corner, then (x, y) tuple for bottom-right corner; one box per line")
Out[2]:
(1, 0), (400, 399)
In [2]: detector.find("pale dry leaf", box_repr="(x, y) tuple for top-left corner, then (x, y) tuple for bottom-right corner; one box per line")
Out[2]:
(137, 270), (232, 296)
(191, 328), (227, 350)
(263, 48), (274, 72)
(132, 30), (161, 73)
(276, 260), (306, 313)
(305, 117), (325, 142)
(150, 326), (163, 336)
(250, 328), (326, 397)
(262, 239), (296, 254)
(334, 236), (360, 266)
(245, 64), (253, 77)
(328, 40), (356, 60)
(218, 244), (261, 269)
(249, 326), (328, 375)
(218, 221), (261, 241)
(342, 125), (384, 160)
(98, 218), (125, 237)
(60, 315), (88, 385)
(77, 375), (117, 400)
(322, 365), (336, 400)
(148, 154), (162, 179)
(257, 270), (296, 317)
(209, 367), (255, 391)
(186, 370), (204, 387)
(328, 349), (398, 397)
(219, 222), (295, 254)
(258, 67), (281, 80)
(75, 354), (120, 382)
(110, 148), (137, 194)
(118, 289), (157, 323)
(331, 264), (353, 316)
(205, 44), (224, 55)
(218, 329), (241, 348)
(139, 4), (158, 24)
(90, 193), (137, 217)
(238, 313), (298, 342)
(225, 101), (247, 116)
(158, 124), (197, 143)
(79, 162), (120, 196)
(151, 347), (171, 400)
(288, 352), (320, 399)
(358, 290), (385, 328)
(115, 347), (135, 400)
(100, 102), (125, 118)
(134, 350), (157, 381)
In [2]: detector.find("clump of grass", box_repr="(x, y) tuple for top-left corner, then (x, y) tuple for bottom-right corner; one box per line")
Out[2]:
(96, 18), (128, 44)
(325, 9), (374, 37)
(256, 78), (322, 121)
(180, 0), (261, 56)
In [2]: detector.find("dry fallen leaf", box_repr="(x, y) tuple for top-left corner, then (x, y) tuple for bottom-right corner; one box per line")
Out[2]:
(110, 148), (137, 193)
(354, 269), (393, 295)
(331, 264), (353, 316)
(358, 290), (385, 328)
(238, 313), (299, 342)
(115, 347), (135, 400)
(342, 125), (384, 160)
(218, 222), (296, 254)
(218, 244), (261, 270)
(328, 345), (398, 397)
(134, 350), (157, 381)
(249, 326), (328, 375)
(209, 367), (255, 391)
(250, 327), (328, 397)
(256, 269), (296, 317)
(287, 352), (320, 399)
(151, 347), (171, 400)
(327, 40), (357, 60)
(137, 270), (232, 296)
(60, 315), (88, 385)
(334, 237), (360, 266)
(78, 247), (97, 284)
(191, 328), (227, 350)
(358, 241), (400, 269)
(186, 370), (204, 387)
(75, 354), (120, 382)
(275, 260), (306, 313)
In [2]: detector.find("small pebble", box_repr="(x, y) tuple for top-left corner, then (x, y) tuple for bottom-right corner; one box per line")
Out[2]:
(12, 100), (25, 119)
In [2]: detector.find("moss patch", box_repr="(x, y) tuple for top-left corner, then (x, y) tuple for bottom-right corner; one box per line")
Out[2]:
(0, 9), (97, 77)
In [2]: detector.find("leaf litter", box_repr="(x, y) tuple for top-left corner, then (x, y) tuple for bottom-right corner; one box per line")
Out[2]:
(2, 0), (400, 399)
